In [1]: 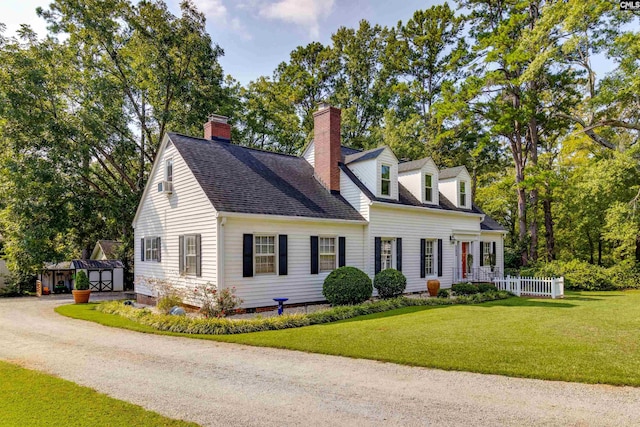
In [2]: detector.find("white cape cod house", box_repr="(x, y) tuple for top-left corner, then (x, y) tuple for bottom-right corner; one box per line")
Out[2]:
(132, 105), (506, 308)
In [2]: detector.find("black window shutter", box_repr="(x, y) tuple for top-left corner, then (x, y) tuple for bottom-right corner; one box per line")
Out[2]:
(374, 237), (382, 274)
(420, 239), (426, 278)
(157, 237), (161, 262)
(396, 238), (402, 272)
(279, 235), (288, 276)
(243, 234), (253, 278)
(480, 241), (484, 266)
(492, 241), (496, 257)
(437, 239), (443, 277)
(310, 236), (319, 274)
(178, 235), (184, 274)
(196, 234), (202, 277)
(338, 237), (346, 267)
(141, 238), (145, 261)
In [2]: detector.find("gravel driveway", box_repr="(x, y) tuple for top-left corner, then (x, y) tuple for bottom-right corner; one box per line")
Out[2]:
(1, 297), (639, 426)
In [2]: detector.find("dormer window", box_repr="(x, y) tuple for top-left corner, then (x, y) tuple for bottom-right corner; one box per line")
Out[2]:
(424, 174), (433, 203)
(381, 164), (391, 196)
(459, 181), (467, 207)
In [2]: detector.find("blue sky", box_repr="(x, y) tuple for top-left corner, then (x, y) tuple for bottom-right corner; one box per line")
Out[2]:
(4, 0), (439, 85)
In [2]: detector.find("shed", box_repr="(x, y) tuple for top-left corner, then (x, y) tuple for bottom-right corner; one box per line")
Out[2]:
(40, 260), (124, 293)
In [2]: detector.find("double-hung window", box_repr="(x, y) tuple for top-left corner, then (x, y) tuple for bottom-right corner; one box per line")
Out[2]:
(381, 239), (393, 270)
(424, 240), (435, 276)
(255, 235), (276, 274)
(319, 237), (336, 272)
(166, 159), (173, 182)
(184, 235), (197, 275)
(459, 181), (467, 207)
(381, 164), (391, 196)
(144, 237), (159, 261)
(483, 242), (492, 266)
(424, 174), (433, 203)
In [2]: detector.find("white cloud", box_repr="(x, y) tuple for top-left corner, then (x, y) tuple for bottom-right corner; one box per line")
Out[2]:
(259, 0), (335, 38)
(191, 0), (228, 20)
(191, 0), (252, 40)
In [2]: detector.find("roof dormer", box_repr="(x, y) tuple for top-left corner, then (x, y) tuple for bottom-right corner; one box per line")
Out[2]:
(345, 146), (399, 200)
(438, 166), (472, 209)
(398, 158), (439, 205)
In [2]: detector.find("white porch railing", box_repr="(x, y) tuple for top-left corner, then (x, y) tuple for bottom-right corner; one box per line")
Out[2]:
(493, 276), (564, 299)
(453, 267), (503, 283)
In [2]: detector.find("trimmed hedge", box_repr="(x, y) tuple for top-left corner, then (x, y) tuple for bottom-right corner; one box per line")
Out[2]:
(96, 291), (511, 335)
(322, 266), (372, 305)
(373, 269), (407, 299)
(519, 260), (640, 291)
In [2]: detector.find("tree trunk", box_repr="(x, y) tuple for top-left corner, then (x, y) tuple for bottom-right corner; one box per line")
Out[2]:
(515, 153), (528, 266)
(543, 193), (555, 261)
(598, 238), (603, 266)
(587, 230), (594, 264)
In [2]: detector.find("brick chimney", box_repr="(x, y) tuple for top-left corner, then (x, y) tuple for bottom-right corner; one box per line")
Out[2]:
(204, 114), (231, 142)
(313, 103), (341, 193)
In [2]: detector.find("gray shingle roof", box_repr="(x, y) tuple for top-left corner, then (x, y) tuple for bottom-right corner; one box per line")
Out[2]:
(398, 158), (431, 173)
(95, 240), (122, 259)
(72, 259), (124, 269)
(169, 133), (365, 222)
(343, 147), (386, 164)
(439, 166), (466, 179)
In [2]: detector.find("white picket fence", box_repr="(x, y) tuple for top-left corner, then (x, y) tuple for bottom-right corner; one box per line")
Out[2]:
(493, 276), (564, 299)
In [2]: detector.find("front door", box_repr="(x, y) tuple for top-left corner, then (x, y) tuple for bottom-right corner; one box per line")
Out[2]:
(461, 242), (469, 279)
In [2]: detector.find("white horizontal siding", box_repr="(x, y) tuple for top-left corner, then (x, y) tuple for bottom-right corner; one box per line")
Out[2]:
(302, 141), (315, 167)
(368, 205), (483, 291)
(223, 217), (366, 308)
(134, 141), (218, 299)
(348, 158), (377, 197)
(340, 169), (370, 220)
(398, 169), (421, 202)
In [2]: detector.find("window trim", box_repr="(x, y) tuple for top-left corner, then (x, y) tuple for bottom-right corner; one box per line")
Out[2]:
(144, 236), (160, 262)
(318, 236), (337, 272)
(165, 158), (173, 182)
(424, 239), (436, 277)
(459, 181), (467, 207)
(183, 234), (197, 276)
(380, 164), (391, 196)
(254, 234), (277, 275)
(424, 173), (433, 203)
(380, 238), (394, 271)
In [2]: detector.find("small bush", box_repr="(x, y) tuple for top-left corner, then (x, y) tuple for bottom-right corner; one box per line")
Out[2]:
(477, 283), (497, 293)
(194, 285), (243, 318)
(157, 294), (183, 314)
(437, 288), (450, 298)
(373, 269), (407, 299)
(74, 271), (90, 290)
(323, 266), (372, 305)
(451, 282), (479, 296)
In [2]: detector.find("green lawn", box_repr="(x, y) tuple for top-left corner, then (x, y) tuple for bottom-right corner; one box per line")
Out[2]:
(57, 291), (640, 386)
(0, 360), (198, 426)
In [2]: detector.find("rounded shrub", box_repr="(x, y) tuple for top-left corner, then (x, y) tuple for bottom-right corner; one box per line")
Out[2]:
(437, 288), (450, 298)
(323, 266), (372, 305)
(451, 282), (479, 296)
(373, 269), (407, 299)
(477, 283), (497, 293)
(74, 271), (90, 290)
